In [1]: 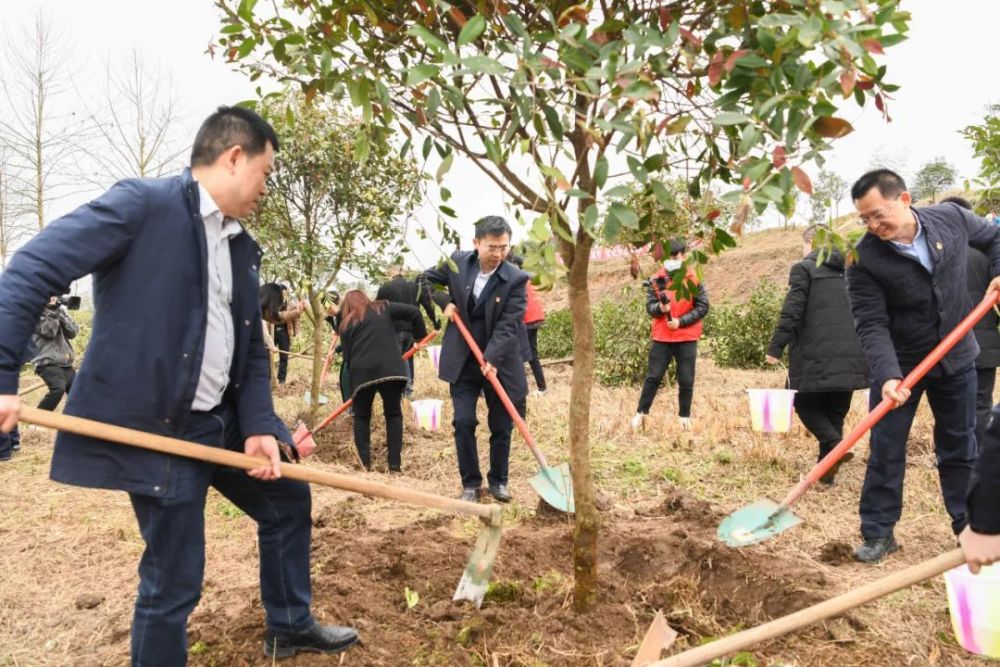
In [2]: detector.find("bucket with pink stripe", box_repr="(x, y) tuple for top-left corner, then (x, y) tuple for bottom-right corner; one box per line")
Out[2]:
(945, 563), (1000, 657)
(411, 399), (443, 432)
(746, 389), (796, 433)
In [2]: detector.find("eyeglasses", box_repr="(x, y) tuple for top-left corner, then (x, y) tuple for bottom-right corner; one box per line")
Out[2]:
(482, 244), (509, 254)
(857, 196), (900, 227)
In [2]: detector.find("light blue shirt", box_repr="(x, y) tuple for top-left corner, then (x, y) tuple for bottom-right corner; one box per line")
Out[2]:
(890, 216), (934, 273)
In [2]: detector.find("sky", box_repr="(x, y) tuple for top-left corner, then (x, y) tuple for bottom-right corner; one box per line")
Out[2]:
(3, 0), (999, 274)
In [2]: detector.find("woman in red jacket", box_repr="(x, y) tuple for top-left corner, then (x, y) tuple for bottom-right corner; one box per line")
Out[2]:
(510, 254), (547, 395)
(631, 240), (710, 431)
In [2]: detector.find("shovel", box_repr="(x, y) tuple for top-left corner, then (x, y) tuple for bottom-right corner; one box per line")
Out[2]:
(449, 312), (574, 514)
(18, 404), (501, 608)
(292, 330), (440, 456)
(645, 548), (966, 666)
(303, 332), (339, 406)
(719, 293), (1000, 547)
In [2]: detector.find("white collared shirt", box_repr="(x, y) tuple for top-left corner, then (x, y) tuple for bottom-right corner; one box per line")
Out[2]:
(192, 183), (243, 411)
(473, 265), (498, 300)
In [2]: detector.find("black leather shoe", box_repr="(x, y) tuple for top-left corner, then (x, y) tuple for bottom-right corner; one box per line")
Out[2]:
(264, 623), (359, 658)
(488, 484), (511, 503)
(854, 535), (899, 564)
(459, 487), (481, 502)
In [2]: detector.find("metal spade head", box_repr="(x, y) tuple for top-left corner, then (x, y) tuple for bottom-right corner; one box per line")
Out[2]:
(302, 392), (329, 405)
(717, 499), (802, 547)
(530, 463), (575, 513)
(452, 523), (503, 608)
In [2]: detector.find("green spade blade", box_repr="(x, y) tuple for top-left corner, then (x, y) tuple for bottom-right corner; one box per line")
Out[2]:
(717, 499), (802, 547)
(529, 462), (574, 513)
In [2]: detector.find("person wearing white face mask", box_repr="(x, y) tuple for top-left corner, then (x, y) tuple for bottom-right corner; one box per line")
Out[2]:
(631, 239), (710, 432)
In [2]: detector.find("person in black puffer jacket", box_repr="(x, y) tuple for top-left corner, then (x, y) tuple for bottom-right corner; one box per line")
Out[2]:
(943, 196), (1000, 452)
(766, 226), (869, 485)
(334, 290), (427, 472)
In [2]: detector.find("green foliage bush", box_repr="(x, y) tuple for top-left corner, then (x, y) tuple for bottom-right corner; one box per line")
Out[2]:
(703, 279), (784, 369)
(537, 286), (651, 386)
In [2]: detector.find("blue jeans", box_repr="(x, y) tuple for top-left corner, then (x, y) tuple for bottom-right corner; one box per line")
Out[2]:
(860, 367), (977, 539)
(129, 404), (313, 666)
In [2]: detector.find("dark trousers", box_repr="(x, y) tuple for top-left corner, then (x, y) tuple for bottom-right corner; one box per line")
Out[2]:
(396, 331), (415, 394)
(128, 404), (313, 666)
(975, 367), (996, 454)
(636, 341), (697, 417)
(526, 327), (546, 391)
(794, 391), (854, 461)
(0, 426), (17, 461)
(352, 380), (405, 470)
(860, 367), (977, 540)
(274, 325), (290, 384)
(450, 359), (522, 489)
(36, 364), (75, 411)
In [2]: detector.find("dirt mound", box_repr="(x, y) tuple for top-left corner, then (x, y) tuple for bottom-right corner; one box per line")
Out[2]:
(818, 540), (855, 566)
(187, 490), (834, 666)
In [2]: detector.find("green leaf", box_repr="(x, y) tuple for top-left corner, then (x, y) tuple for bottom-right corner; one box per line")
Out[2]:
(610, 202), (639, 229)
(603, 184), (631, 199)
(651, 180), (675, 210)
(407, 64), (440, 86)
(581, 204), (598, 232)
(353, 130), (370, 162)
(236, 37), (257, 59)
(712, 112), (751, 126)
(404, 587), (420, 609)
(409, 25), (447, 51)
(436, 152), (454, 184)
(627, 156), (648, 183)
(797, 15), (823, 47)
(457, 15), (486, 47)
(594, 154), (609, 189)
(462, 56), (506, 75)
(541, 105), (563, 140)
(421, 136), (432, 161)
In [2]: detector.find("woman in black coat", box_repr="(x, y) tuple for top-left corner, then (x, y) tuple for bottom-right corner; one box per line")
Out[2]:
(766, 227), (869, 485)
(333, 290), (427, 471)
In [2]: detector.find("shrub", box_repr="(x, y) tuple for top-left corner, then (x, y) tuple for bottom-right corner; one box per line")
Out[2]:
(703, 279), (784, 369)
(536, 307), (574, 359)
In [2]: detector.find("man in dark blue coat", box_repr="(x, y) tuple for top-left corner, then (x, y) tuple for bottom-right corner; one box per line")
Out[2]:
(419, 216), (530, 502)
(0, 106), (357, 664)
(846, 169), (1000, 564)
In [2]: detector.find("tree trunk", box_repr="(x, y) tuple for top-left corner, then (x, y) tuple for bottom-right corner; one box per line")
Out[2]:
(564, 235), (599, 613)
(308, 290), (325, 426)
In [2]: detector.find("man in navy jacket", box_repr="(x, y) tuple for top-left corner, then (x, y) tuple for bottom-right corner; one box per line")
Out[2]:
(0, 107), (357, 664)
(419, 216), (530, 502)
(846, 169), (1000, 564)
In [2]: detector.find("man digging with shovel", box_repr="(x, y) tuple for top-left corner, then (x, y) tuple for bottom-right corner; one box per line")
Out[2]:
(0, 106), (358, 664)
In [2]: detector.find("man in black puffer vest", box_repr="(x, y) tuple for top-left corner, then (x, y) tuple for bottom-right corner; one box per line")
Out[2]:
(846, 169), (1000, 564)
(767, 225), (869, 486)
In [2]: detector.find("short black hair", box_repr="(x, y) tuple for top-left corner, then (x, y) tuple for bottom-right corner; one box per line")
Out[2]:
(669, 239), (686, 257)
(474, 215), (512, 239)
(802, 225), (820, 243)
(940, 196), (973, 210)
(190, 105), (279, 167)
(850, 169), (907, 202)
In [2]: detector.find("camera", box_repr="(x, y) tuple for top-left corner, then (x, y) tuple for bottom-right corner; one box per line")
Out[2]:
(50, 295), (81, 310)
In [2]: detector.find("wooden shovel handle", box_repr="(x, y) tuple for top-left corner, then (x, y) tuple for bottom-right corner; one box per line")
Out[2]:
(19, 405), (499, 525)
(650, 548), (966, 667)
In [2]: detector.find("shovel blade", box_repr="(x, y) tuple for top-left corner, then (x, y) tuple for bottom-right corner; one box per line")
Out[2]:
(452, 524), (502, 608)
(291, 422), (317, 459)
(632, 611), (678, 666)
(302, 392), (329, 406)
(530, 463), (574, 514)
(717, 498), (802, 547)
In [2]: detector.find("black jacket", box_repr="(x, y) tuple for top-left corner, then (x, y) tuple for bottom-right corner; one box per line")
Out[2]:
(418, 251), (531, 402)
(768, 250), (868, 392)
(846, 203), (1000, 389)
(375, 276), (439, 333)
(967, 248), (1000, 369)
(340, 303), (427, 397)
(970, 406), (1000, 534)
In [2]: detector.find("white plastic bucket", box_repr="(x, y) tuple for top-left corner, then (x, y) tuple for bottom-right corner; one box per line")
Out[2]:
(411, 399), (443, 431)
(426, 345), (443, 372)
(746, 389), (796, 433)
(945, 563), (1000, 658)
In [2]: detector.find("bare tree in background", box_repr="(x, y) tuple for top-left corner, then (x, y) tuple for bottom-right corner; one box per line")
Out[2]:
(0, 152), (30, 269)
(79, 48), (187, 186)
(0, 12), (84, 231)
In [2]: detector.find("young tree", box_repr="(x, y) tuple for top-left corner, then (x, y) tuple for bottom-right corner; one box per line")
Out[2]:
(0, 152), (29, 269)
(78, 48), (188, 187)
(962, 105), (1000, 214)
(0, 12), (83, 230)
(808, 169), (847, 224)
(253, 95), (421, 420)
(216, 0), (909, 610)
(910, 156), (957, 203)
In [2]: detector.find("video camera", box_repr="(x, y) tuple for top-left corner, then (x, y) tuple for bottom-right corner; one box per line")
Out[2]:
(51, 295), (81, 310)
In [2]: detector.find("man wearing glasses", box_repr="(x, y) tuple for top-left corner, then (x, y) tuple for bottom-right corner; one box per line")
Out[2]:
(846, 169), (1000, 563)
(418, 216), (530, 502)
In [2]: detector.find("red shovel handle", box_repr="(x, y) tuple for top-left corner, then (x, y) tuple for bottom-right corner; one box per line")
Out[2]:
(295, 330), (441, 445)
(448, 311), (550, 469)
(779, 292), (1000, 509)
